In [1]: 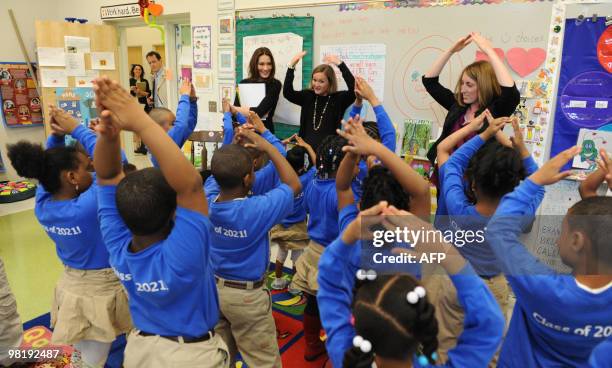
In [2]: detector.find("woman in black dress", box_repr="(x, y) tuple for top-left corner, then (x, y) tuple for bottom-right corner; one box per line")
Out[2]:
(233, 47), (282, 133)
(129, 64), (151, 154)
(283, 51), (355, 151)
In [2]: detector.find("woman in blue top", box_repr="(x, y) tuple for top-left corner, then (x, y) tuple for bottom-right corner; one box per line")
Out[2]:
(317, 204), (505, 368)
(6, 107), (131, 367)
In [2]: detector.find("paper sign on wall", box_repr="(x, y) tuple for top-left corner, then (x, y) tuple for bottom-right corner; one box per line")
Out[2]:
(37, 47), (66, 67)
(40, 68), (68, 87)
(91, 52), (116, 70)
(320, 43), (386, 100)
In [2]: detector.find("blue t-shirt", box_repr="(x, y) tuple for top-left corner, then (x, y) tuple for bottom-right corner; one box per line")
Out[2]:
(40, 125), (113, 270)
(150, 95), (197, 168)
(281, 167), (316, 227)
(318, 236), (504, 368)
(487, 179), (612, 367)
(590, 338), (612, 368)
(438, 135), (539, 276)
(304, 175), (339, 247)
(206, 182), (294, 281)
(97, 185), (219, 337)
(34, 181), (111, 270)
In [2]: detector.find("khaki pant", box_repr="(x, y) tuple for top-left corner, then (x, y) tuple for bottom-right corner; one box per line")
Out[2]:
(0, 258), (22, 367)
(124, 329), (229, 368)
(422, 271), (508, 367)
(290, 241), (325, 295)
(215, 279), (281, 368)
(270, 220), (309, 251)
(51, 266), (132, 345)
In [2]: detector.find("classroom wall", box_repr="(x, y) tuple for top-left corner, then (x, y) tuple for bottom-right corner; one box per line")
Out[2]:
(0, 0), (219, 180)
(235, 0), (354, 9)
(0, 1), (64, 181)
(126, 26), (165, 74)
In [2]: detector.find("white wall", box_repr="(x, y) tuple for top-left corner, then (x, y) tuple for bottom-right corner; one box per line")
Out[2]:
(126, 26), (165, 73)
(0, 1), (64, 181)
(235, 0), (353, 10)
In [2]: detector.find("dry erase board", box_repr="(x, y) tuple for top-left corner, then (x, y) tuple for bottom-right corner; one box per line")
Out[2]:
(237, 1), (552, 141)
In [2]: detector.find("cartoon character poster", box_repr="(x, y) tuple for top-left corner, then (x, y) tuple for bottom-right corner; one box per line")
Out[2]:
(0, 62), (43, 127)
(55, 87), (97, 145)
(572, 129), (612, 170)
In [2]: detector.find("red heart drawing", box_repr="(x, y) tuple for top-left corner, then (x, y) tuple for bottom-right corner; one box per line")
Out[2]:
(475, 48), (505, 62)
(506, 48), (547, 77)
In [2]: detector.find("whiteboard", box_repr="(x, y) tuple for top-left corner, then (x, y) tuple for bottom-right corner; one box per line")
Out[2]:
(238, 2), (552, 143)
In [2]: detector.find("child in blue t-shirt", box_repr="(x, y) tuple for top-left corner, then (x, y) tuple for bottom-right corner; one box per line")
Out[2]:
(317, 203), (505, 368)
(204, 127), (301, 368)
(147, 79), (198, 167)
(486, 146), (612, 368)
(6, 106), (131, 367)
(90, 77), (228, 367)
(289, 133), (349, 361)
(270, 134), (316, 292)
(432, 112), (538, 362)
(331, 116), (431, 278)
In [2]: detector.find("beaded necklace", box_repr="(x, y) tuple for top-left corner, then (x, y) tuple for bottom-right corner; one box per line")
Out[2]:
(313, 95), (331, 131)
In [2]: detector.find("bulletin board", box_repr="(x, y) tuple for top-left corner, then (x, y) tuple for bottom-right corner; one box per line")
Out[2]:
(35, 20), (119, 137)
(0, 62), (43, 127)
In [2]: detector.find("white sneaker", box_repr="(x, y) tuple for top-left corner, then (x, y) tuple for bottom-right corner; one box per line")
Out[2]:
(271, 277), (288, 290)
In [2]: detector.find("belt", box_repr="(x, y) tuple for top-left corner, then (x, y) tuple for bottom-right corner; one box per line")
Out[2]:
(137, 330), (214, 343)
(215, 276), (264, 290)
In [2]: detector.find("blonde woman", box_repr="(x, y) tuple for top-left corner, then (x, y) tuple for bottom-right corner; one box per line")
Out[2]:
(284, 51), (355, 150)
(424, 32), (520, 174)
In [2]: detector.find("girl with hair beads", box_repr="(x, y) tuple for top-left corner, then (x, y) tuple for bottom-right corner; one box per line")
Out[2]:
(290, 134), (348, 361)
(284, 51), (355, 150)
(317, 202), (505, 368)
(270, 134), (317, 291)
(423, 33), (519, 186)
(6, 106), (131, 367)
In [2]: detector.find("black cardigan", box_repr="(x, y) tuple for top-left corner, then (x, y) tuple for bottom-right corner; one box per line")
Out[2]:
(283, 62), (355, 150)
(422, 75), (520, 164)
(234, 78), (282, 133)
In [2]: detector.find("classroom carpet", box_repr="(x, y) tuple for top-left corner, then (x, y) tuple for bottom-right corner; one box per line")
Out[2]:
(20, 265), (330, 368)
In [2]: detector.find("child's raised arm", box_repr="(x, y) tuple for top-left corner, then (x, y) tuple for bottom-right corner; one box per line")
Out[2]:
(338, 118), (431, 218)
(579, 149), (612, 199)
(436, 110), (486, 166)
(93, 77), (207, 215)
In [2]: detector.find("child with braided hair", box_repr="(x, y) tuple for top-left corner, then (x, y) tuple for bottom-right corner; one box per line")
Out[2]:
(290, 133), (349, 361)
(317, 202), (505, 368)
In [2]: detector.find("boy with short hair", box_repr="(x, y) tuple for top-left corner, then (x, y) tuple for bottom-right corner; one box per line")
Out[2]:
(92, 77), (228, 367)
(487, 146), (612, 367)
(147, 79), (198, 167)
(206, 127), (301, 368)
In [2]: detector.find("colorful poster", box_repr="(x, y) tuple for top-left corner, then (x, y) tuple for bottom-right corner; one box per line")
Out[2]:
(0, 62), (43, 127)
(192, 25), (212, 69)
(401, 119), (432, 158)
(55, 87), (97, 131)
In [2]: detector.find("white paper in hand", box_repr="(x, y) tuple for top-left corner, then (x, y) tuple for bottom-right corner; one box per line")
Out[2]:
(238, 83), (265, 109)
